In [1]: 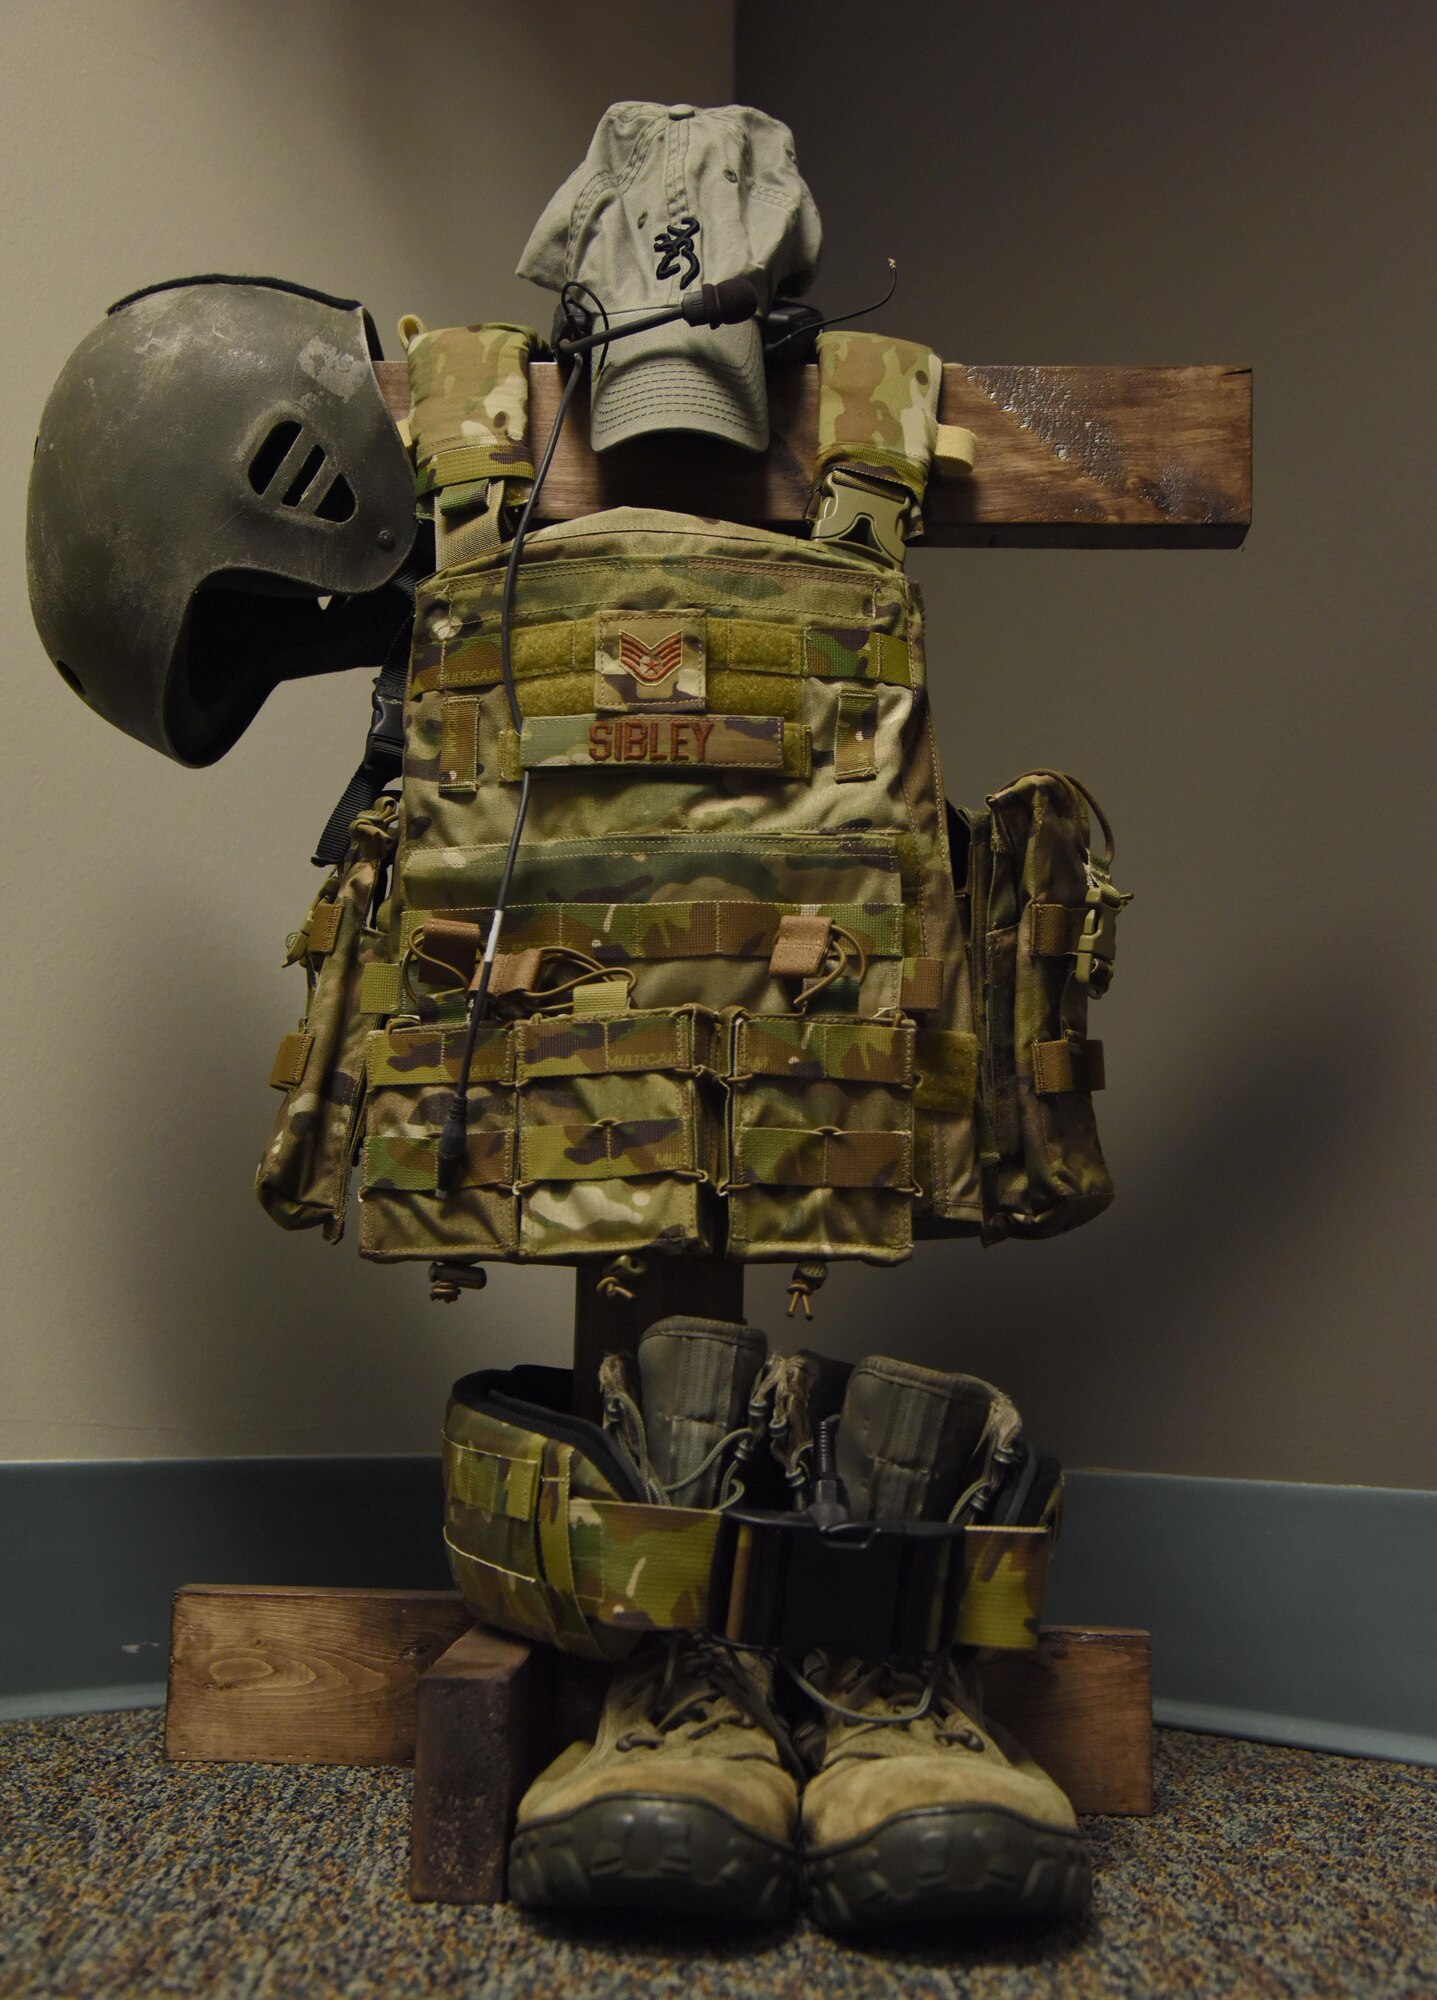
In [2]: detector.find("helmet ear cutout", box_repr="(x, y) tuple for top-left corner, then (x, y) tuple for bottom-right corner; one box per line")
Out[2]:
(27, 276), (416, 763)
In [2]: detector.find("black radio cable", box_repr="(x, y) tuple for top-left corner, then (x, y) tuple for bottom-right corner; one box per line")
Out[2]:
(433, 325), (589, 1197)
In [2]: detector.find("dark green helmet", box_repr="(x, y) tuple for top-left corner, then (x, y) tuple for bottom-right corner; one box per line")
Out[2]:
(26, 276), (416, 764)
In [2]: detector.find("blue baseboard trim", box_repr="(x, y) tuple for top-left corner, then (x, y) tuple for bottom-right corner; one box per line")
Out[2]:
(1152, 1700), (1437, 1769)
(2, 1458), (1433, 1763)
(0, 1682), (168, 1723)
(1043, 1470), (1437, 1768)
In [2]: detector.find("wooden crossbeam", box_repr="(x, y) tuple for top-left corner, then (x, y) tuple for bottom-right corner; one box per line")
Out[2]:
(375, 359), (1250, 547)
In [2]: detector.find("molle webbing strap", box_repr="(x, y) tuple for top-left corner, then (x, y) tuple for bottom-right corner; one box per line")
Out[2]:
(398, 899), (906, 966)
(1031, 1037), (1106, 1096)
(429, 615), (915, 696)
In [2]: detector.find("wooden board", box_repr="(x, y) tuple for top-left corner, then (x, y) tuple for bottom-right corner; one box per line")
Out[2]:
(165, 1585), (473, 1765)
(375, 358), (1250, 546)
(409, 1626), (547, 1904)
(984, 1624), (1153, 1816)
(166, 1586), (1150, 1814)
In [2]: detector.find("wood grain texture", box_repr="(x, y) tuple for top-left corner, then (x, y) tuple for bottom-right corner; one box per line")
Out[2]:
(165, 1589), (1150, 1827)
(374, 358), (1250, 546)
(164, 1585), (472, 1765)
(572, 1256), (745, 1423)
(409, 1626), (546, 1904)
(983, 1624), (1154, 1815)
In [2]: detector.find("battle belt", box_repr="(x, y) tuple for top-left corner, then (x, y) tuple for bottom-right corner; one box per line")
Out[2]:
(443, 1368), (1053, 1664)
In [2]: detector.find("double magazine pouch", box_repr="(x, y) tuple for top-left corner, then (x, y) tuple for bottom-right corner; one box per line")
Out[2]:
(255, 327), (1131, 1263)
(256, 798), (397, 1239)
(971, 771), (1130, 1237)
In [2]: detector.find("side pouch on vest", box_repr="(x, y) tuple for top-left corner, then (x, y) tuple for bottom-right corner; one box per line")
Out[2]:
(974, 772), (1130, 1238)
(256, 798), (399, 1239)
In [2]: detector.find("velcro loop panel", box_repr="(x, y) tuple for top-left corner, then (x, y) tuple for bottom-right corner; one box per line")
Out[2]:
(436, 613), (909, 697)
(306, 903), (343, 957)
(913, 1028), (979, 1114)
(1031, 1038), (1106, 1095)
(268, 1031), (313, 1092)
(733, 1126), (913, 1189)
(768, 912), (832, 979)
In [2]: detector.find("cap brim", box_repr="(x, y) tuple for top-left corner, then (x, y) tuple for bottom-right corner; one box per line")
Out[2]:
(590, 317), (767, 453)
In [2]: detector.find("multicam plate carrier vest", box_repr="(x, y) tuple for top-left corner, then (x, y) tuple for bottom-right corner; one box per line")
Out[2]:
(257, 327), (1129, 1271)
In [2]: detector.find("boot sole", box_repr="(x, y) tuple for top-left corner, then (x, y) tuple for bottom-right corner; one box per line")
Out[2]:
(805, 1804), (1091, 1932)
(509, 1792), (798, 1922)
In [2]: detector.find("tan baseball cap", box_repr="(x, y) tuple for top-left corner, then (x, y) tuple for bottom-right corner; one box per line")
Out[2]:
(518, 101), (822, 453)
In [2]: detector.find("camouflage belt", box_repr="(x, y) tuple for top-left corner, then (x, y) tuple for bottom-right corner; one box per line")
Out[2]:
(442, 1405), (1050, 1663)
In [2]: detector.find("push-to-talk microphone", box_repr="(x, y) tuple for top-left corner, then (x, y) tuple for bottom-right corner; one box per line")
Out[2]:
(556, 277), (759, 356)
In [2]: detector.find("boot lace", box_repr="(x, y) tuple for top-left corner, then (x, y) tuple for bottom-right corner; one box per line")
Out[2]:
(615, 1634), (803, 1775)
(790, 1650), (988, 1766)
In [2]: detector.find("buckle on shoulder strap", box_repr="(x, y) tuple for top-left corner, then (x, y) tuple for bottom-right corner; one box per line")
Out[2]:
(811, 469), (910, 568)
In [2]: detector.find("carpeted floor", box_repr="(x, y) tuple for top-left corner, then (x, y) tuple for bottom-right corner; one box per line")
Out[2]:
(1, 1712), (1433, 1999)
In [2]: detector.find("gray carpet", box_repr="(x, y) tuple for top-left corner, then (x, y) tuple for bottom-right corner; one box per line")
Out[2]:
(2, 1711), (1434, 1998)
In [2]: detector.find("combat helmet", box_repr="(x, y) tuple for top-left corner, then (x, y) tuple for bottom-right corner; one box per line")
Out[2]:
(26, 275), (417, 764)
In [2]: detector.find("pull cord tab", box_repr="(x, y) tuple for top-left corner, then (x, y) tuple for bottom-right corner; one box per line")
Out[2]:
(786, 1259), (829, 1320)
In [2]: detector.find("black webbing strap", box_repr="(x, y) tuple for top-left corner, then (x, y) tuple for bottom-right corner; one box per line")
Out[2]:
(311, 575), (418, 868)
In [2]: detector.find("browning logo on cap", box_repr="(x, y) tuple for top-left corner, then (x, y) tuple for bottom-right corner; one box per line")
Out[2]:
(595, 609), (706, 711)
(653, 216), (701, 286)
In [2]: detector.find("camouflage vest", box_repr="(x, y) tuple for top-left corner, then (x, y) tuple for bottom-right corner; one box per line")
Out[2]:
(257, 327), (1129, 1275)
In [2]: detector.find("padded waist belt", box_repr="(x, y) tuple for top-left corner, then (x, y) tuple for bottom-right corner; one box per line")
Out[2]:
(442, 1412), (1052, 1664)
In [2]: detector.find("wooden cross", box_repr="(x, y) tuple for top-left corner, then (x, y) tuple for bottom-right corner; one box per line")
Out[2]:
(160, 357), (1245, 1892)
(374, 354), (1252, 1405)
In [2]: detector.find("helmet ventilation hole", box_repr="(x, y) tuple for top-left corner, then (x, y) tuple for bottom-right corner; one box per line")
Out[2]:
(314, 473), (356, 522)
(281, 444), (327, 508)
(248, 419), (302, 494)
(56, 660), (84, 697)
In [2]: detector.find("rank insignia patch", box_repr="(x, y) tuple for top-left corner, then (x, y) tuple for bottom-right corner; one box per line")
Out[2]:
(595, 609), (706, 711)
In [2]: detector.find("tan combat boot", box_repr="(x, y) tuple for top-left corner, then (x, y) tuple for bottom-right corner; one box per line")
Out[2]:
(796, 1356), (1090, 1931)
(507, 1319), (801, 1920)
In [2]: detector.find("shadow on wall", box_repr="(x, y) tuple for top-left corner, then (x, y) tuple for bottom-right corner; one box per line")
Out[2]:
(792, 938), (1405, 1478)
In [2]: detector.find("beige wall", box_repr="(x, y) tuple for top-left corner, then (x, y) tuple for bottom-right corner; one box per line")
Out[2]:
(739, 0), (1437, 1486)
(6, 2), (1434, 1489)
(0, 0), (734, 1460)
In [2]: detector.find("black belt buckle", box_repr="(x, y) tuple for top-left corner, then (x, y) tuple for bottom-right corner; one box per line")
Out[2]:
(365, 678), (406, 777)
(709, 1508), (966, 1662)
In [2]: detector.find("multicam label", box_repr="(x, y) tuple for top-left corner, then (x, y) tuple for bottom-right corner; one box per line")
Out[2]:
(595, 609), (706, 711)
